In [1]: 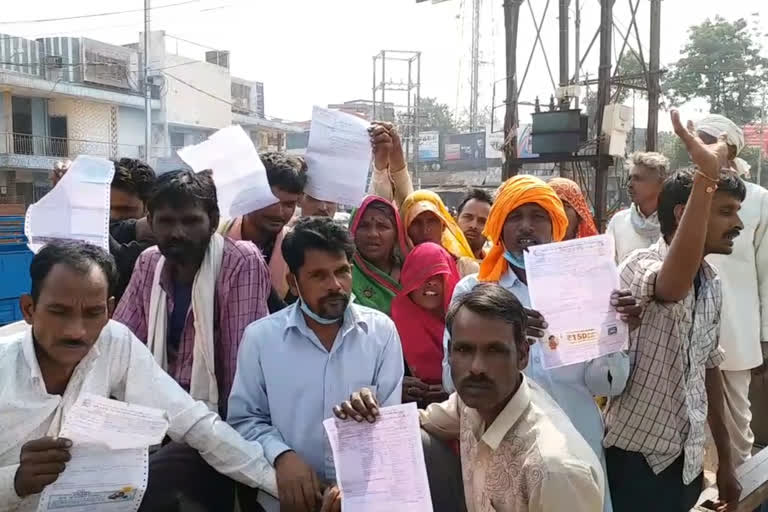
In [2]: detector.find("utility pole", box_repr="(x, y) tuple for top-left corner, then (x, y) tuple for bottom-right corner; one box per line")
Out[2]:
(558, 0), (570, 109)
(469, 0), (481, 131)
(143, 0), (152, 164)
(594, 0), (614, 231)
(502, 0), (524, 180)
(646, 0), (661, 152)
(574, 0), (581, 109)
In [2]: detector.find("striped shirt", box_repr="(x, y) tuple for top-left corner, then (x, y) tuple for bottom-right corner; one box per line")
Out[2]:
(604, 239), (725, 484)
(113, 237), (271, 405)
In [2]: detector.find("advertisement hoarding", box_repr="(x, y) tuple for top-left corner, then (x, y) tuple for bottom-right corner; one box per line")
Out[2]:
(442, 132), (486, 171)
(418, 131), (440, 161)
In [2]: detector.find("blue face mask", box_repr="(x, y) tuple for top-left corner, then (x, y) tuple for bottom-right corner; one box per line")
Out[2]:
(503, 250), (527, 270)
(295, 281), (349, 325)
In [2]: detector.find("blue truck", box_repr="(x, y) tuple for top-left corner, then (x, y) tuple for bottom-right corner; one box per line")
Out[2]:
(0, 215), (33, 326)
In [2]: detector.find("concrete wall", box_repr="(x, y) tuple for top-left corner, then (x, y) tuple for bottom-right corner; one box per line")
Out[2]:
(163, 54), (231, 129)
(118, 106), (145, 158)
(47, 98), (114, 158)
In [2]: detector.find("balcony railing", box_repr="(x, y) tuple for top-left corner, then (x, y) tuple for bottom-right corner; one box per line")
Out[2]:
(0, 132), (144, 161)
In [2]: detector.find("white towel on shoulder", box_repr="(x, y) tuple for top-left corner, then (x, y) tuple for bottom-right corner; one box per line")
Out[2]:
(147, 233), (225, 410)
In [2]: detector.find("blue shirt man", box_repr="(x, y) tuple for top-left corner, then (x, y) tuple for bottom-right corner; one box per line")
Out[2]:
(228, 217), (403, 512)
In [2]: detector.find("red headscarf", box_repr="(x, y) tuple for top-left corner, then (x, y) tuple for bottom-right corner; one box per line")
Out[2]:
(548, 177), (598, 238)
(391, 243), (460, 384)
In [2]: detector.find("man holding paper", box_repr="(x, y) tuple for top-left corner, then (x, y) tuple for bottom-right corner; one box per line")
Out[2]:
(114, 169), (271, 414)
(439, 175), (641, 512)
(604, 111), (745, 511)
(227, 217), (404, 512)
(333, 284), (605, 512)
(0, 241), (276, 512)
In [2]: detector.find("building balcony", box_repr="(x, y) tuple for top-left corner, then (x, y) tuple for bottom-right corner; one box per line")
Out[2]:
(0, 132), (143, 171)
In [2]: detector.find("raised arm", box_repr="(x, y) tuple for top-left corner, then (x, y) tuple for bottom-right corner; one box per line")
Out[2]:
(654, 111), (728, 302)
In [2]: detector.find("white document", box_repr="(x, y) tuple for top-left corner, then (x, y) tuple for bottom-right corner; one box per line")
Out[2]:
(37, 447), (148, 512)
(323, 403), (433, 512)
(25, 155), (114, 253)
(304, 106), (371, 207)
(59, 393), (169, 450)
(524, 234), (628, 369)
(36, 395), (168, 512)
(177, 125), (279, 217)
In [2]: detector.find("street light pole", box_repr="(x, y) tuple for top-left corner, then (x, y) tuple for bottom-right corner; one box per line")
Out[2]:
(144, 0), (152, 164)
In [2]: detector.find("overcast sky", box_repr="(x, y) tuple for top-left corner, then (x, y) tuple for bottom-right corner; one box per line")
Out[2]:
(3, 0), (768, 131)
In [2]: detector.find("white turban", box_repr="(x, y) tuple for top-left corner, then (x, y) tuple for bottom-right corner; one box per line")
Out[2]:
(695, 114), (750, 177)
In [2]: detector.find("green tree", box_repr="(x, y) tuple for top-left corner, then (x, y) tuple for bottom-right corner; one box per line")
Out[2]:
(401, 97), (459, 134)
(614, 52), (646, 104)
(663, 16), (768, 125)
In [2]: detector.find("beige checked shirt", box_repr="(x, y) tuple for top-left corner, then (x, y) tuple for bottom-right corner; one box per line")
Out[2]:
(604, 240), (725, 484)
(421, 376), (604, 512)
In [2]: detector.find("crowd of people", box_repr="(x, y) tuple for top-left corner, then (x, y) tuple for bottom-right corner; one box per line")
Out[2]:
(0, 109), (766, 512)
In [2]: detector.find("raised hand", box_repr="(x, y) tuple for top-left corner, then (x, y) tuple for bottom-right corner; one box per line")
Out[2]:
(671, 110), (728, 180)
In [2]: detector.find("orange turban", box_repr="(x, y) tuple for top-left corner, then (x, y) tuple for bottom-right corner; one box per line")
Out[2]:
(478, 175), (569, 282)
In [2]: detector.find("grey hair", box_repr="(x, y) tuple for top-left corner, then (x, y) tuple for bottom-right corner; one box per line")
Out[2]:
(630, 151), (670, 178)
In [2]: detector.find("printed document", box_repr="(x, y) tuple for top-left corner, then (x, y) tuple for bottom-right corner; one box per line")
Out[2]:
(37, 447), (148, 512)
(59, 393), (169, 450)
(25, 155), (114, 253)
(323, 403), (433, 512)
(36, 394), (168, 512)
(304, 106), (371, 207)
(178, 125), (279, 216)
(524, 234), (628, 369)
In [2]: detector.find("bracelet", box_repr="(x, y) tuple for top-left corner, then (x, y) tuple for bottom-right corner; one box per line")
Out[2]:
(694, 169), (719, 184)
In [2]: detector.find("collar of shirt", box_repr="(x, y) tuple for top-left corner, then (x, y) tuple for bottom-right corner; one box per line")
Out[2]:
(284, 303), (370, 351)
(20, 328), (102, 390)
(480, 375), (532, 450)
(498, 269), (532, 308)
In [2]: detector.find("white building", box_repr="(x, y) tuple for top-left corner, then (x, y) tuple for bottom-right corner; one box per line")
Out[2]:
(0, 31), (300, 206)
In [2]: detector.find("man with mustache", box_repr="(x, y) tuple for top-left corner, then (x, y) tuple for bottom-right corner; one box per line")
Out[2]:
(113, 169), (271, 417)
(0, 241), (277, 512)
(604, 111), (745, 511)
(696, 114), (768, 472)
(606, 151), (669, 264)
(227, 217), (404, 512)
(456, 188), (493, 259)
(439, 174), (642, 512)
(333, 284), (605, 512)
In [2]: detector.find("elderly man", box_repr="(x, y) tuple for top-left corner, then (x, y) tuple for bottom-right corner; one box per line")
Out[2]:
(440, 174), (641, 512)
(606, 151), (670, 263)
(696, 114), (768, 469)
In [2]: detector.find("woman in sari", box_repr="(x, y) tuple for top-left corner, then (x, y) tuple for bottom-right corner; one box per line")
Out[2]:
(548, 177), (598, 240)
(349, 195), (408, 315)
(400, 190), (479, 277)
(391, 242), (459, 405)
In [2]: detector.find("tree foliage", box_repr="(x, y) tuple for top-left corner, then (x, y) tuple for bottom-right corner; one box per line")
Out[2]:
(398, 96), (459, 135)
(663, 16), (768, 125)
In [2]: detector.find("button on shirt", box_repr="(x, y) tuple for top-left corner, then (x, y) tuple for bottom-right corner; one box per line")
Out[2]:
(227, 303), (404, 481)
(604, 239), (725, 484)
(420, 376), (605, 512)
(0, 321), (277, 511)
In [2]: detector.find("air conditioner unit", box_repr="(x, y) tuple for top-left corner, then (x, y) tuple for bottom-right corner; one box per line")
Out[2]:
(233, 97), (249, 112)
(44, 55), (63, 68)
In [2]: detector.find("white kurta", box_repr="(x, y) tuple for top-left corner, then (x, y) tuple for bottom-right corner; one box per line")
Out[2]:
(605, 208), (660, 265)
(706, 181), (768, 371)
